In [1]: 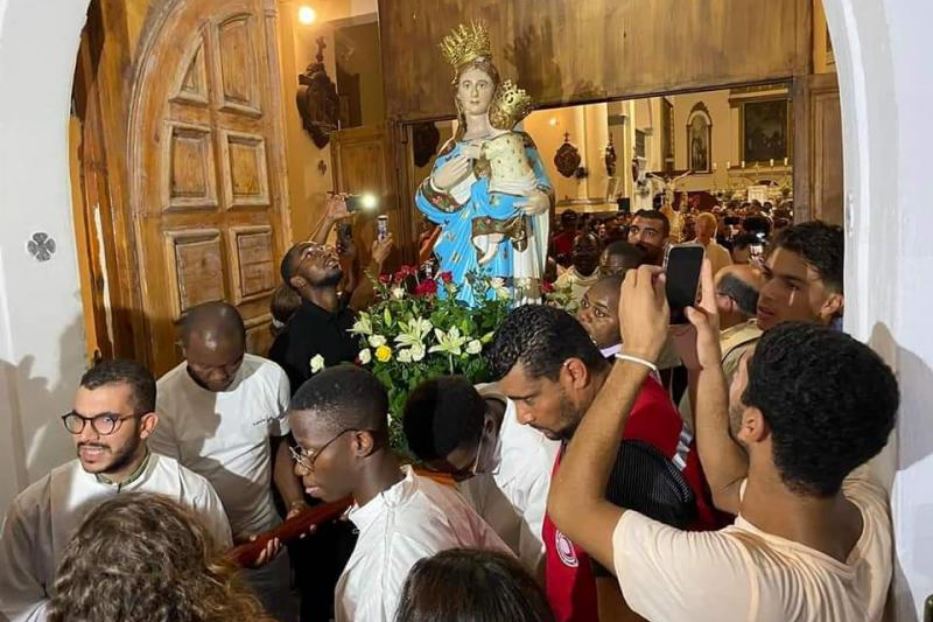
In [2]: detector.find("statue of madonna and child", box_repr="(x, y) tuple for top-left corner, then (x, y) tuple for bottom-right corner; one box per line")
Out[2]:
(416, 22), (554, 306)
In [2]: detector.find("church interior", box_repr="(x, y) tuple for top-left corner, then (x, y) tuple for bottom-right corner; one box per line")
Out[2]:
(0, 0), (931, 620)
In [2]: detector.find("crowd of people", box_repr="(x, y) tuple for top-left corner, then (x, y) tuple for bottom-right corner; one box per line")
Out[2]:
(0, 191), (899, 622)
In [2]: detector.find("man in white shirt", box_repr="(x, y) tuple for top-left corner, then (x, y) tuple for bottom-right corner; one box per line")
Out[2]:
(0, 359), (231, 622)
(548, 264), (899, 622)
(402, 376), (559, 576)
(287, 365), (512, 622)
(149, 302), (304, 621)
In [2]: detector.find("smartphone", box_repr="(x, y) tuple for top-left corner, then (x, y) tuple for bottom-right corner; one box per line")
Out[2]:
(376, 215), (389, 242)
(665, 245), (705, 324)
(337, 223), (353, 248)
(346, 193), (379, 213)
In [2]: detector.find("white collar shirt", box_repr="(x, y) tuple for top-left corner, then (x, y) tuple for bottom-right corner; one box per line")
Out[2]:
(0, 453), (231, 622)
(335, 466), (511, 622)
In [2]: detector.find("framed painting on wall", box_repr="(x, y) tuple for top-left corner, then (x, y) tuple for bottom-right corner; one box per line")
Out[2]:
(741, 99), (790, 164)
(686, 102), (712, 174)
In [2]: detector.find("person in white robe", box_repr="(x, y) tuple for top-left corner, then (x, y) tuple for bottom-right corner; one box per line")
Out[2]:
(0, 359), (231, 622)
(287, 366), (512, 622)
(402, 376), (559, 577)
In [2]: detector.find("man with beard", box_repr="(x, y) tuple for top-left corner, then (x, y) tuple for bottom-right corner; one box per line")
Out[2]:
(554, 232), (602, 306)
(270, 228), (393, 394)
(0, 359), (231, 622)
(626, 209), (670, 266)
(486, 306), (722, 622)
(150, 302), (305, 621)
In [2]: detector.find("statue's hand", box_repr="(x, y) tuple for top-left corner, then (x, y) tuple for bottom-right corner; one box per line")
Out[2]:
(516, 189), (551, 215)
(432, 155), (472, 192)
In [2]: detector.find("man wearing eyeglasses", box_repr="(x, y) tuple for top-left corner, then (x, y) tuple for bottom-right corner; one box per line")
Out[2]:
(288, 365), (511, 622)
(0, 359), (231, 622)
(402, 376), (559, 578)
(149, 301), (303, 621)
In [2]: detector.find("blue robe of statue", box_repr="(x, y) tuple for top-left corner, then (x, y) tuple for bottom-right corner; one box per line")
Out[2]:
(415, 132), (552, 306)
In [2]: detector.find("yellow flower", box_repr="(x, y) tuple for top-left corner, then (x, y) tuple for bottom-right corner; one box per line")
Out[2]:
(375, 345), (393, 363)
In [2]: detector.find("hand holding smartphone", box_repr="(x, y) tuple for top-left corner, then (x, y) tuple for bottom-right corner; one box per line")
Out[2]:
(664, 245), (705, 325)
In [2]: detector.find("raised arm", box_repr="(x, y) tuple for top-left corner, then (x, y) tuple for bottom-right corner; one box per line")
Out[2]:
(683, 261), (748, 514)
(310, 194), (350, 245)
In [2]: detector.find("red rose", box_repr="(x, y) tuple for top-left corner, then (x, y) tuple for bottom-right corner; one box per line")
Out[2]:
(401, 265), (417, 277)
(414, 279), (437, 296)
(378, 273), (392, 284)
(394, 270), (407, 284)
(541, 281), (555, 293)
(439, 271), (453, 284)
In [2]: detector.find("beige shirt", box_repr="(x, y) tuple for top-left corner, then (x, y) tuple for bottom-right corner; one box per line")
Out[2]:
(612, 473), (892, 622)
(690, 238), (733, 276)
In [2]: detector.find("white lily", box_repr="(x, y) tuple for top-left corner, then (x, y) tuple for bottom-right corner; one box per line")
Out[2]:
(391, 287), (406, 300)
(310, 354), (325, 373)
(428, 326), (469, 356)
(397, 348), (413, 363)
(359, 348), (372, 364)
(410, 342), (426, 362)
(349, 312), (373, 336)
(369, 334), (387, 348)
(395, 317), (433, 349)
(466, 340), (482, 355)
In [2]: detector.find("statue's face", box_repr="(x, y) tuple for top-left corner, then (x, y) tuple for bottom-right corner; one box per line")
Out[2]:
(456, 66), (495, 116)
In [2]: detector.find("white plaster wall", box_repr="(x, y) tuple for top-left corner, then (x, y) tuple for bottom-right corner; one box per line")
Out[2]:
(826, 0), (933, 618)
(0, 0), (90, 514)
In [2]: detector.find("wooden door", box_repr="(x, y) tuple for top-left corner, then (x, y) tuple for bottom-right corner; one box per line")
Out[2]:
(128, 0), (291, 375)
(332, 124), (409, 265)
(793, 73), (844, 225)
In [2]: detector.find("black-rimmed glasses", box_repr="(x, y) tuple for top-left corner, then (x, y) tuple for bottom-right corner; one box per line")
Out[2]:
(61, 411), (139, 436)
(290, 428), (356, 473)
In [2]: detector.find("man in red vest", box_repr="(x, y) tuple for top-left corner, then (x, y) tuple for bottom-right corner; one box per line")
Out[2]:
(486, 305), (724, 622)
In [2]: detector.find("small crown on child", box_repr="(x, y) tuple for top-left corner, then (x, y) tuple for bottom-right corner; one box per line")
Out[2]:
(440, 21), (492, 68)
(489, 80), (535, 130)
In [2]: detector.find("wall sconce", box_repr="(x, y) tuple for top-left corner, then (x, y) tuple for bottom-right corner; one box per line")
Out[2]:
(298, 6), (317, 25)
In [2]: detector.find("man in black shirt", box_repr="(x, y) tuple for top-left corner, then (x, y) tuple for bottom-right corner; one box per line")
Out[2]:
(270, 230), (392, 395)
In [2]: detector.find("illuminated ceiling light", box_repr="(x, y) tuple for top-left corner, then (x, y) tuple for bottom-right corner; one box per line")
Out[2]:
(548, 117), (558, 127)
(298, 6), (317, 25)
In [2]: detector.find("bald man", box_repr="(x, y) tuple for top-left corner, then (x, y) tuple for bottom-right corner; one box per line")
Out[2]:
(679, 265), (764, 429)
(690, 212), (732, 277)
(149, 301), (303, 621)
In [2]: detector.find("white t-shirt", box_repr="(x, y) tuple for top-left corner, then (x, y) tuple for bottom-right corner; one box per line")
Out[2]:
(336, 466), (512, 622)
(555, 266), (600, 307)
(459, 385), (559, 573)
(612, 473), (892, 622)
(150, 353), (290, 538)
(0, 454), (231, 622)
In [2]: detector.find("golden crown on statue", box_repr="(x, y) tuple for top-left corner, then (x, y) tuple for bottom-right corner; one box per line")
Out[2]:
(440, 21), (492, 68)
(489, 80), (535, 129)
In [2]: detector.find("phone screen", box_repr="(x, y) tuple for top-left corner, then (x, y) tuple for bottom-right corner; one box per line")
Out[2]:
(665, 245), (705, 324)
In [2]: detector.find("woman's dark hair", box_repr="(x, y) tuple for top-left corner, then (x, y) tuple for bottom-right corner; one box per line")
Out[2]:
(395, 549), (555, 622)
(48, 493), (273, 622)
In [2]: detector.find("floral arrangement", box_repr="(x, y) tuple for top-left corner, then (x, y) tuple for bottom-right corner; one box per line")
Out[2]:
(322, 266), (513, 452)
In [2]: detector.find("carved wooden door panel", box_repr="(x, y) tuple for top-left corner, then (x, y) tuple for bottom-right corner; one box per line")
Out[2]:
(332, 124), (408, 265)
(129, 0), (290, 375)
